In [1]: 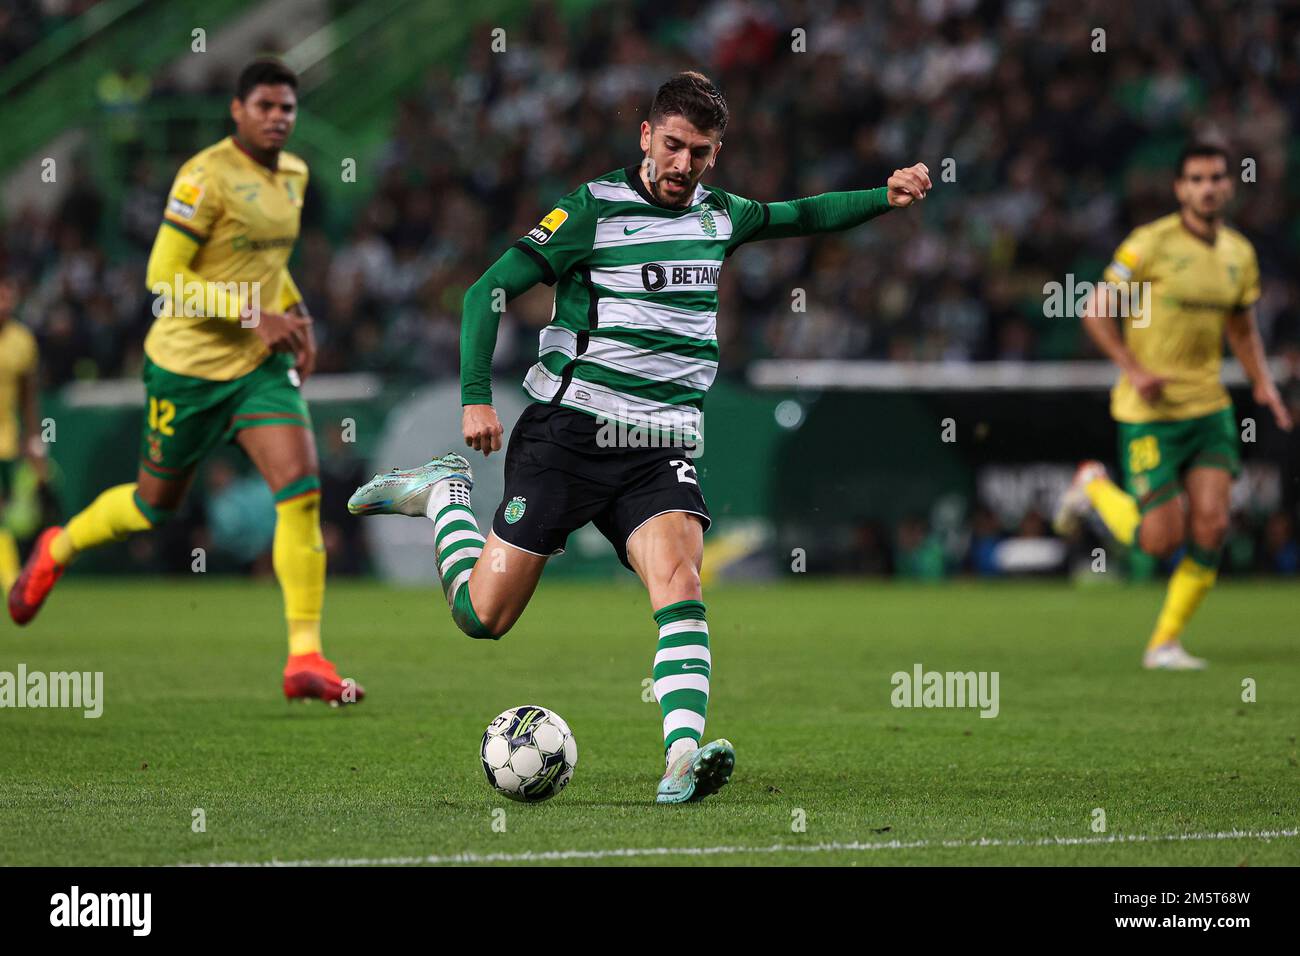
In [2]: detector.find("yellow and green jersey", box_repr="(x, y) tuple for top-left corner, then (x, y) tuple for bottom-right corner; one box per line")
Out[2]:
(1102, 212), (1259, 423)
(145, 136), (308, 381)
(0, 319), (37, 461)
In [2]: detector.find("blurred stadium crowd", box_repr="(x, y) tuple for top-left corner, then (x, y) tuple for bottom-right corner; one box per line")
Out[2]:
(0, 2), (105, 71)
(7, 0), (1300, 383)
(2, 0), (1299, 576)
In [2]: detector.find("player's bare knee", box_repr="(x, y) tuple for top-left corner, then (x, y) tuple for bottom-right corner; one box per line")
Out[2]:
(1141, 523), (1183, 560)
(477, 606), (515, 639)
(275, 468), (319, 495)
(134, 485), (183, 522)
(1191, 511), (1228, 551)
(676, 559), (702, 594)
(655, 555), (701, 603)
(1152, 534), (1183, 560)
(454, 593), (514, 640)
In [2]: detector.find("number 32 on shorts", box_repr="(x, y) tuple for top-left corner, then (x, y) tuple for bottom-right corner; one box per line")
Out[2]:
(669, 459), (698, 485)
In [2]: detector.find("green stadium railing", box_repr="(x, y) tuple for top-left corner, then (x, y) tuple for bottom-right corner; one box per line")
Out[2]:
(0, 0), (148, 101)
(278, 0), (533, 233)
(46, 0), (607, 249)
(0, 0), (250, 175)
(3, 0), (610, 219)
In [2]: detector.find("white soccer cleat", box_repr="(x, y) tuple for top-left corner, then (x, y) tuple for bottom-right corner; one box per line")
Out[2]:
(1143, 642), (1208, 671)
(1053, 459), (1108, 537)
(347, 453), (473, 517)
(655, 738), (735, 804)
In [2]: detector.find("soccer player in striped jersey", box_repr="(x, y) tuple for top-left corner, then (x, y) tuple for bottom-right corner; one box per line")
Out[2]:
(349, 72), (930, 801)
(10, 61), (364, 704)
(1055, 143), (1293, 669)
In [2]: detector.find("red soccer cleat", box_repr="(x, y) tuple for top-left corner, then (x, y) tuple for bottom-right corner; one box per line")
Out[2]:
(8, 526), (67, 626)
(283, 651), (366, 705)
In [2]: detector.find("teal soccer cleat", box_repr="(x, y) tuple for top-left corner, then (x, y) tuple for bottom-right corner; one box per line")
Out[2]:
(347, 453), (474, 517)
(655, 739), (735, 804)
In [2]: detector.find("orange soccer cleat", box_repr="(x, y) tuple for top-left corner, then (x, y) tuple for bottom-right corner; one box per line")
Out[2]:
(8, 527), (66, 626)
(283, 651), (366, 705)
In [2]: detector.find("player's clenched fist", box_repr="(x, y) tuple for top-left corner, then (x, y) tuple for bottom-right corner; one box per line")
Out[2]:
(463, 403), (505, 456)
(887, 163), (932, 207)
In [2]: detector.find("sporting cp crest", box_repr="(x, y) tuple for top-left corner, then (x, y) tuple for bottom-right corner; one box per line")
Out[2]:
(700, 209), (717, 238)
(504, 496), (527, 524)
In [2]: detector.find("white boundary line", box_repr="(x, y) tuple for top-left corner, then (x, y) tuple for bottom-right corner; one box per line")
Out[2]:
(746, 358), (1280, 392)
(182, 828), (1300, 867)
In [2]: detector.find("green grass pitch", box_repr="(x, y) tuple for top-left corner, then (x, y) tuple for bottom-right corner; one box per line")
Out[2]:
(1, 578), (1296, 866)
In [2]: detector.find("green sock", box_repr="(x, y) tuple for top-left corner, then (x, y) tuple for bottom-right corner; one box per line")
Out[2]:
(652, 600), (710, 755)
(431, 499), (492, 639)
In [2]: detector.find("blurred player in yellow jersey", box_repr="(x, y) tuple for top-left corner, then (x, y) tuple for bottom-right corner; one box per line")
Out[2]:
(1056, 143), (1293, 669)
(9, 61), (364, 703)
(0, 276), (46, 593)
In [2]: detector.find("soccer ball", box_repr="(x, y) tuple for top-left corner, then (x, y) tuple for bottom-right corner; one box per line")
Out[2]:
(480, 704), (577, 803)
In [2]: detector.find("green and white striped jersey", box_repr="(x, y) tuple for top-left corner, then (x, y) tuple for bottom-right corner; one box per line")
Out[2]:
(512, 165), (771, 443)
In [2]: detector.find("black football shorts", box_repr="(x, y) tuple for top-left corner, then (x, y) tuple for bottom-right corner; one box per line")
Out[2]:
(490, 403), (710, 570)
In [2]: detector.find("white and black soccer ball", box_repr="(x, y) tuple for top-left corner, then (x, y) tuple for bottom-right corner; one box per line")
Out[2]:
(480, 705), (577, 803)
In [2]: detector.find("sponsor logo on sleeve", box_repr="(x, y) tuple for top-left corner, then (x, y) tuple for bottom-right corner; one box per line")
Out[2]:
(1108, 245), (1139, 280)
(166, 181), (204, 221)
(527, 207), (568, 244)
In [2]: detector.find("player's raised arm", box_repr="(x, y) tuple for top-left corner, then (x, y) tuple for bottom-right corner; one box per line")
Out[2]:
(884, 164), (933, 208)
(730, 163), (930, 246)
(459, 246), (547, 456)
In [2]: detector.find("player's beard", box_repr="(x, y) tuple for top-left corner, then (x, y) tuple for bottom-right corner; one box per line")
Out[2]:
(1189, 197), (1222, 227)
(653, 173), (694, 208)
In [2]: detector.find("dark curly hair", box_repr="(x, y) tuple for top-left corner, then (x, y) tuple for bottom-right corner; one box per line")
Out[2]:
(1176, 141), (1229, 177)
(236, 59), (298, 101)
(649, 71), (728, 137)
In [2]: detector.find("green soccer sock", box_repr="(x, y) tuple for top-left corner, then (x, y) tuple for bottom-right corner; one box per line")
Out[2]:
(429, 489), (492, 639)
(652, 600), (711, 758)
